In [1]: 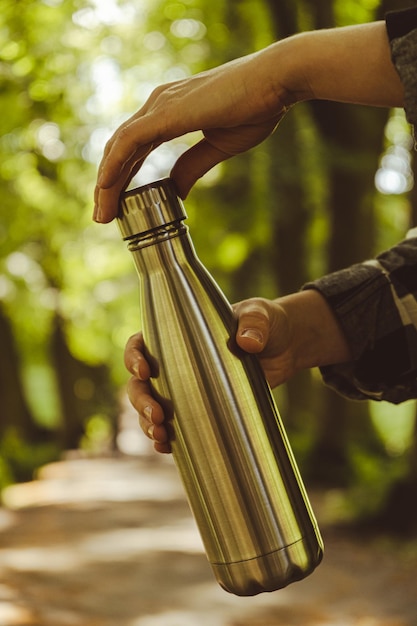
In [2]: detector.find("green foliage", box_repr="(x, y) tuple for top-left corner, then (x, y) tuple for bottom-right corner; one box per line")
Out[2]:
(80, 413), (114, 453)
(0, 0), (416, 521)
(334, 0), (381, 25)
(0, 428), (59, 490)
(1, 0), (138, 390)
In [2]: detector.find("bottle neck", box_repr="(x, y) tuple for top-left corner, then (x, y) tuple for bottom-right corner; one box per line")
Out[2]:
(125, 220), (188, 252)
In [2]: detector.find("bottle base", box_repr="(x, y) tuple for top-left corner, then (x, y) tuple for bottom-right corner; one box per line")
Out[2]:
(210, 533), (324, 597)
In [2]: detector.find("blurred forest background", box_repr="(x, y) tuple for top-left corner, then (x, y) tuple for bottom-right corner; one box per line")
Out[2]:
(1, 0), (417, 532)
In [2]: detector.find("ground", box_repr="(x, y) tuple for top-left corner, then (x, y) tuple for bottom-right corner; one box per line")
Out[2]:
(0, 437), (416, 626)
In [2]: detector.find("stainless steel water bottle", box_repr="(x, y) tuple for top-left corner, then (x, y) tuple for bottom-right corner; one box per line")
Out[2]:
(117, 178), (323, 596)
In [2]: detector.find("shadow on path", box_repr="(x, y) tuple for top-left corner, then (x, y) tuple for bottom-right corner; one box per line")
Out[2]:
(0, 451), (416, 626)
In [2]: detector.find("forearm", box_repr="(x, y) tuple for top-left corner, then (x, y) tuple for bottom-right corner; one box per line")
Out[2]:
(267, 21), (404, 108)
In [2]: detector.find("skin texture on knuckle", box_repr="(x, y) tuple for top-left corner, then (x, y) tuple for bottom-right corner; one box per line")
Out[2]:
(237, 297), (271, 327)
(111, 125), (136, 164)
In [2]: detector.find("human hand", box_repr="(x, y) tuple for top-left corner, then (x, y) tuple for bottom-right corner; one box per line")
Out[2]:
(93, 21), (404, 224)
(124, 291), (351, 452)
(124, 331), (171, 454)
(125, 297), (298, 453)
(93, 42), (302, 223)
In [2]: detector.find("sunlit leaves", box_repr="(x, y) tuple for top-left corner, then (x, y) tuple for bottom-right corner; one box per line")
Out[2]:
(1, 0), (415, 452)
(215, 233), (250, 272)
(334, 0), (381, 25)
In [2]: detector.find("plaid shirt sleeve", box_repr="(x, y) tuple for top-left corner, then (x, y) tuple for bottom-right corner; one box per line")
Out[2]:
(304, 234), (417, 404)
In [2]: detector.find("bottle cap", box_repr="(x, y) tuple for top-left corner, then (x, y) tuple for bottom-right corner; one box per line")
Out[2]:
(117, 178), (187, 239)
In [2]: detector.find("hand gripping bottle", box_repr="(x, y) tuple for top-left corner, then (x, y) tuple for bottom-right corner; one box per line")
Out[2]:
(117, 178), (323, 596)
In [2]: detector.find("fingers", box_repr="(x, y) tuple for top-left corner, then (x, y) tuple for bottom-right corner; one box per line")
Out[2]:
(94, 141), (156, 223)
(124, 332), (171, 453)
(93, 84), (179, 222)
(95, 125), (231, 218)
(124, 332), (152, 381)
(94, 119), (281, 220)
(96, 90), (162, 189)
(99, 134), (156, 191)
(95, 132), (227, 218)
(93, 116), (280, 219)
(127, 377), (171, 454)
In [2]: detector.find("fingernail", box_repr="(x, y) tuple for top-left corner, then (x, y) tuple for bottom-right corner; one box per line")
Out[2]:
(147, 424), (155, 439)
(132, 362), (142, 380)
(240, 328), (263, 344)
(93, 207), (103, 223)
(144, 405), (153, 421)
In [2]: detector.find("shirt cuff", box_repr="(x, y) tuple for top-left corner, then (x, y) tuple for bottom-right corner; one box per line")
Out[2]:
(302, 238), (417, 404)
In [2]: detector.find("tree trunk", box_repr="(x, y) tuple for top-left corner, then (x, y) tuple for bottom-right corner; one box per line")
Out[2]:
(50, 314), (118, 450)
(0, 304), (59, 484)
(265, 0), (390, 482)
(261, 0), (318, 436)
(368, 138), (417, 533)
(267, 110), (317, 433)
(305, 0), (391, 485)
(0, 304), (38, 439)
(306, 102), (390, 484)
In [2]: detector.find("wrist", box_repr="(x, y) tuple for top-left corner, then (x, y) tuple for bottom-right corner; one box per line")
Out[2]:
(259, 35), (314, 108)
(277, 290), (352, 372)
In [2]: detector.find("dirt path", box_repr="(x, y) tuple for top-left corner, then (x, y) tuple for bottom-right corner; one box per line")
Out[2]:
(0, 449), (416, 626)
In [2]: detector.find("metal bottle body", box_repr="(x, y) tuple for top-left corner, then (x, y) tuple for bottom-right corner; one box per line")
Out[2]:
(119, 179), (323, 596)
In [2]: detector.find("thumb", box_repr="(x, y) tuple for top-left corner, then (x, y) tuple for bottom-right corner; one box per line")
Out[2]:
(234, 299), (271, 354)
(170, 138), (231, 198)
